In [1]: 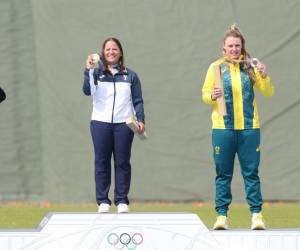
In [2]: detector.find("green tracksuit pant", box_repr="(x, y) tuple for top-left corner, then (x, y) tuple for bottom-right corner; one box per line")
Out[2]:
(212, 129), (263, 216)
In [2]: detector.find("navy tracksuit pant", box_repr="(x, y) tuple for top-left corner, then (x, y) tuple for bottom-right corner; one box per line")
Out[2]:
(212, 129), (263, 216)
(90, 120), (134, 206)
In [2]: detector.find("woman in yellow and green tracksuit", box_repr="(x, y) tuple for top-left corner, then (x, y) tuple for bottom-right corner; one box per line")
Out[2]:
(202, 25), (274, 230)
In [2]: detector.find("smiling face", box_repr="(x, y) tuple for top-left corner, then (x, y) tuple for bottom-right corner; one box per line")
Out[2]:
(103, 40), (122, 65)
(223, 36), (242, 60)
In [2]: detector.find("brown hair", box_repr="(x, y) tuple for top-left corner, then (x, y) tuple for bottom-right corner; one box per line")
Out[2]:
(101, 37), (125, 72)
(223, 24), (255, 82)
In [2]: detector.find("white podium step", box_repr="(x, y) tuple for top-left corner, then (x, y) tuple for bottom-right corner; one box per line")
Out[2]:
(0, 213), (299, 250)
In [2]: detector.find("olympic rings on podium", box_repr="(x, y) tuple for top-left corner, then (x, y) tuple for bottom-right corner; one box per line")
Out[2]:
(107, 232), (143, 249)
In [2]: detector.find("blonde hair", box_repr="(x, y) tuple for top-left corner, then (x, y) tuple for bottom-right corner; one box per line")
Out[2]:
(223, 24), (255, 82)
(223, 24), (248, 58)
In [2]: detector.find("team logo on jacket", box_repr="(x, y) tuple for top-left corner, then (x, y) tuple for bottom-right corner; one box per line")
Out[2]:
(123, 75), (127, 81)
(215, 146), (220, 155)
(99, 74), (105, 79)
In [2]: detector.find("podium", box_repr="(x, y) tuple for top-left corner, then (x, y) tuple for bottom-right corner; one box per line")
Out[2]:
(0, 213), (300, 250)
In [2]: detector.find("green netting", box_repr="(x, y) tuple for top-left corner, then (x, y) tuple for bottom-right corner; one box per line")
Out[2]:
(1, 0), (299, 202)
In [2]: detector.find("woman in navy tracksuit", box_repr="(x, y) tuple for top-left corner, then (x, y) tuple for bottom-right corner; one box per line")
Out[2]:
(82, 38), (145, 213)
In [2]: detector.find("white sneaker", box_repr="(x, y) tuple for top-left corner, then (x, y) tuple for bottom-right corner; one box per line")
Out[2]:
(98, 203), (110, 213)
(251, 212), (266, 230)
(117, 203), (129, 213)
(213, 215), (228, 230)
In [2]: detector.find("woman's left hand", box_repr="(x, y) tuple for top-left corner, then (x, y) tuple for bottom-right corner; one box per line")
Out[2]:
(256, 62), (267, 78)
(137, 122), (145, 134)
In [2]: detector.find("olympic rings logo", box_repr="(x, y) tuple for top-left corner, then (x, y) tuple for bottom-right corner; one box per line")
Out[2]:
(107, 232), (143, 250)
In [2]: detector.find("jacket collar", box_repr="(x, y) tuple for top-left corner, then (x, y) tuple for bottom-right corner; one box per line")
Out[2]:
(223, 55), (244, 64)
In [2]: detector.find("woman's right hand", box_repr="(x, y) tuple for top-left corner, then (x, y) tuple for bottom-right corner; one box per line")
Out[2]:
(86, 54), (99, 69)
(211, 86), (223, 100)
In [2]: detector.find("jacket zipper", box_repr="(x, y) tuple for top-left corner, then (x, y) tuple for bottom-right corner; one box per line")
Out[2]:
(111, 75), (116, 123)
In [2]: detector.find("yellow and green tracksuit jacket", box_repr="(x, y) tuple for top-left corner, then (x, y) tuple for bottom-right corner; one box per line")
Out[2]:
(202, 58), (274, 129)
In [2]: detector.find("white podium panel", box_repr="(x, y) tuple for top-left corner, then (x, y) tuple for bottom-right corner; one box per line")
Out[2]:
(0, 213), (220, 250)
(212, 230), (300, 250)
(0, 213), (300, 250)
